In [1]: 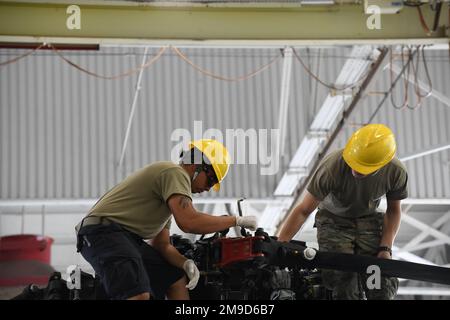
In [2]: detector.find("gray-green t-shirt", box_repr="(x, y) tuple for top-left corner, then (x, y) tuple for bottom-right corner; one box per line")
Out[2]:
(307, 149), (408, 218)
(88, 161), (192, 239)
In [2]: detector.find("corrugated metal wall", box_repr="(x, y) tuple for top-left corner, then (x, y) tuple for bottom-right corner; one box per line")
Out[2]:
(1, 46), (449, 200)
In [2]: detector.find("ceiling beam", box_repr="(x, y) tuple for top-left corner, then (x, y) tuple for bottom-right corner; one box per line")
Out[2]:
(0, 1), (449, 45)
(400, 144), (450, 162)
(401, 214), (450, 246)
(393, 245), (438, 266)
(400, 212), (450, 252)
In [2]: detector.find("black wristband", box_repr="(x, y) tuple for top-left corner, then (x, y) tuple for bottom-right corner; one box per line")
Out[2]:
(377, 246), (392, 256)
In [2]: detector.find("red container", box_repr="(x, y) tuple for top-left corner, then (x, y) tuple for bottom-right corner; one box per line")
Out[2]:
(0, 234), (54, 264)
(0, 235), (55, 286)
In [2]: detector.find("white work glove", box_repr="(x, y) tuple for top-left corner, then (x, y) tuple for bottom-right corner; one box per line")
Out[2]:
(183, 259), (200, 290)
(236, 216), (258, 231)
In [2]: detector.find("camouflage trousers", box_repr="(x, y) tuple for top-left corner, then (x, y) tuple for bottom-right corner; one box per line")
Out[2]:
(315, 210), (399, 300)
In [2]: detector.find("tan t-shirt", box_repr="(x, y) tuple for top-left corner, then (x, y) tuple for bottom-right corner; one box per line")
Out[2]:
(88, 162), (192, 239)
(307, 149), (408, 218)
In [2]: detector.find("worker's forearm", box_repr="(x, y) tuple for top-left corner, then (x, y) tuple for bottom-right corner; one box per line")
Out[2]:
(187, 213), (236, 234)
(278, 207), (308, 242)
(156, 243), (188, 269)
(379, 208), (402, 248)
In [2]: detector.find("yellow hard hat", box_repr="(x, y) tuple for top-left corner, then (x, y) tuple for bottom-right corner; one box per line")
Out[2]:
(342, 124), (396, 175)
(189, 139), (230, 192)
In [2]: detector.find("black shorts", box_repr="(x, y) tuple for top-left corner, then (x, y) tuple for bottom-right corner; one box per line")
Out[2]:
(77, 222), (185, 300)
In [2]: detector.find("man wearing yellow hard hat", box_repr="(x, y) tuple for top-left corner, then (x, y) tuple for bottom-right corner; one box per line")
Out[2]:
(75, 139), (257, 300)
(279, 124), (408, 300)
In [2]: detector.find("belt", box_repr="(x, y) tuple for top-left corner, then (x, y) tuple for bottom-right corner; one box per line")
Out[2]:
(75, 215), (113, 234)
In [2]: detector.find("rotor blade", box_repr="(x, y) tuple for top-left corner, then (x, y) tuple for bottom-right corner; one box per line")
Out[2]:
(285, 249), (450, 285)
(259, 237), (450, 285)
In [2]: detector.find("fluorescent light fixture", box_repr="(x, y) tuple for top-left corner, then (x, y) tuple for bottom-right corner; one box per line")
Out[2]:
(310, 95), (345, 131)
(289, 136), (324, 167)
(274, 172), (305, 196)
